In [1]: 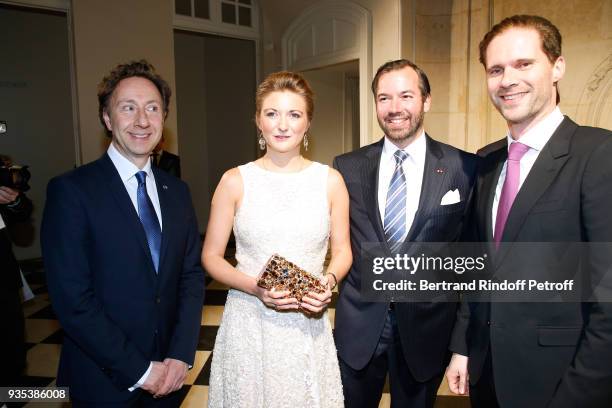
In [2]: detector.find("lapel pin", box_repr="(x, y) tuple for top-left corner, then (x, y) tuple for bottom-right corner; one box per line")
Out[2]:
(163, 185), (168, 190)
(435, 168), (445, 174)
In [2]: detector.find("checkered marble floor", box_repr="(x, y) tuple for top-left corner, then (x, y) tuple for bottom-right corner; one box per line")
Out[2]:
(18, 264), (469, 408)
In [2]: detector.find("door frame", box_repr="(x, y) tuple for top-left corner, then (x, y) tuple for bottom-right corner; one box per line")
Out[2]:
(281, 0), (372, 148)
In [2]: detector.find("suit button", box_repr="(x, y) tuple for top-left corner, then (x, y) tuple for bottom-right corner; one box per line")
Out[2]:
(156, 297), (161, 304)
(487, 320), (492, 326)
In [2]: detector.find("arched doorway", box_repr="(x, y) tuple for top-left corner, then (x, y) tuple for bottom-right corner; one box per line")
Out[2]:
(282, 1), (372, 150)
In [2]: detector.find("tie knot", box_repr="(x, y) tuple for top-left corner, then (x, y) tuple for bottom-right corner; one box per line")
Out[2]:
(135, 171), (147, 186)
(394, 150), (409, 165)
(508, 142), (530, 161)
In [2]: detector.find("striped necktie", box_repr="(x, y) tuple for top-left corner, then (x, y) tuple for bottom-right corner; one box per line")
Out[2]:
(135, 171), (161, 272)
(384, 150), (409, 252)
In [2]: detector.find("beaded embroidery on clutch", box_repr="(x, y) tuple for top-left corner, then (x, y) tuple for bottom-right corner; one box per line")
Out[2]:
(257, 254), (327, 301)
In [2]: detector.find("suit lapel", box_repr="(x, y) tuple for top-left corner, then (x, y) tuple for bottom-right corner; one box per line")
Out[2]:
(495, 117), (574, 264)
(361, 139), (387, 246)
(404, 135), (447, 243)
(153, 167), (171, 282)
(99, 154), (157, 280)
(479, 144), (506, 246)
(501, 118), (573, 242)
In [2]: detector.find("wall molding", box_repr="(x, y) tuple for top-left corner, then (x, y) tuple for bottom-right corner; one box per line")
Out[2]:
(0, 0), (68, 11)
(576, 53), (612, 128)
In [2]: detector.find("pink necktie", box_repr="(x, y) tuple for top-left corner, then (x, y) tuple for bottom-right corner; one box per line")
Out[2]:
(494, 142), (530, 247)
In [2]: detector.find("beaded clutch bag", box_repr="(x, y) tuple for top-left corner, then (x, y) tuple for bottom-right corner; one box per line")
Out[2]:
(256, 254), (327, 301)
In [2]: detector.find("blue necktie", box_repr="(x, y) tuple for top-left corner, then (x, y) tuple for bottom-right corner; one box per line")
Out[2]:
(384, 150), (409, 252)
(135, 171), (161, 272)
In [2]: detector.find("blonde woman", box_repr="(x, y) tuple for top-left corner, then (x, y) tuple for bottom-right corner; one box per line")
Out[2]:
(202, 71), (351, 407)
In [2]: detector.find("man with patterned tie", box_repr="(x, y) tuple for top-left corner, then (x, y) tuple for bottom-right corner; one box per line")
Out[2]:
(41, 60), (204, 407)
(333, 59), (477, 408)
(445, 15), (612, 408)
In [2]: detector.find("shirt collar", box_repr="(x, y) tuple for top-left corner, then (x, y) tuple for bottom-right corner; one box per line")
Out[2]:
(506, 107), (564, 152)
(107, 142), (154, 183)
(382, 130), (427, 166)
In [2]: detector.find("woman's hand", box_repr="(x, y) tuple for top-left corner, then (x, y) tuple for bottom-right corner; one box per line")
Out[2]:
(300, 275), (333, 315)
(255, 286), (299, 311)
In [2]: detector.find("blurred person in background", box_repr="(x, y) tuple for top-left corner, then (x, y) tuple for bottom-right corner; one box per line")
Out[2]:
(0, 154), (33, 386)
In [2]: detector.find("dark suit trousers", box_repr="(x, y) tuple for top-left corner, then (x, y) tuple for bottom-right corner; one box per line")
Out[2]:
(469, 350), (500, 408)
(339, 308), (443, 408)
(0, 289), (26, 386)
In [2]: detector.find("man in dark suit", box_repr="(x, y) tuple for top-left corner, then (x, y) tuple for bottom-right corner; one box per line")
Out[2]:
(446, 15), (612, 407)
(152, 136), (181, 178)
(333, 59), (477, 408)
(0, 180), (32, 386)
(155, 150), (181, 178)
(41, 60), (204, 407)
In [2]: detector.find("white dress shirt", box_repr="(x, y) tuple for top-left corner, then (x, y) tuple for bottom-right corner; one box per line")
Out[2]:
(107, 142), (162, 390)
(378, 131), (427, 239)
(491, 107), (564, 234)
(107, 143), (163, 229)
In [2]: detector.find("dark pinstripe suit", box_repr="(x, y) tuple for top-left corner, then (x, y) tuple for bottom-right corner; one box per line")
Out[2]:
(333, 136), (477, 407)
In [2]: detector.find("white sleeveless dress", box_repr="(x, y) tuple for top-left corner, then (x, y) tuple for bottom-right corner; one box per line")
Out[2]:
(207, 161), (344, 408)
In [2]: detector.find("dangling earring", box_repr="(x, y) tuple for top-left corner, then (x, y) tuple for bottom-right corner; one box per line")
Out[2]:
(258, 132), (266, 150)
(303, 133), (309, 151)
